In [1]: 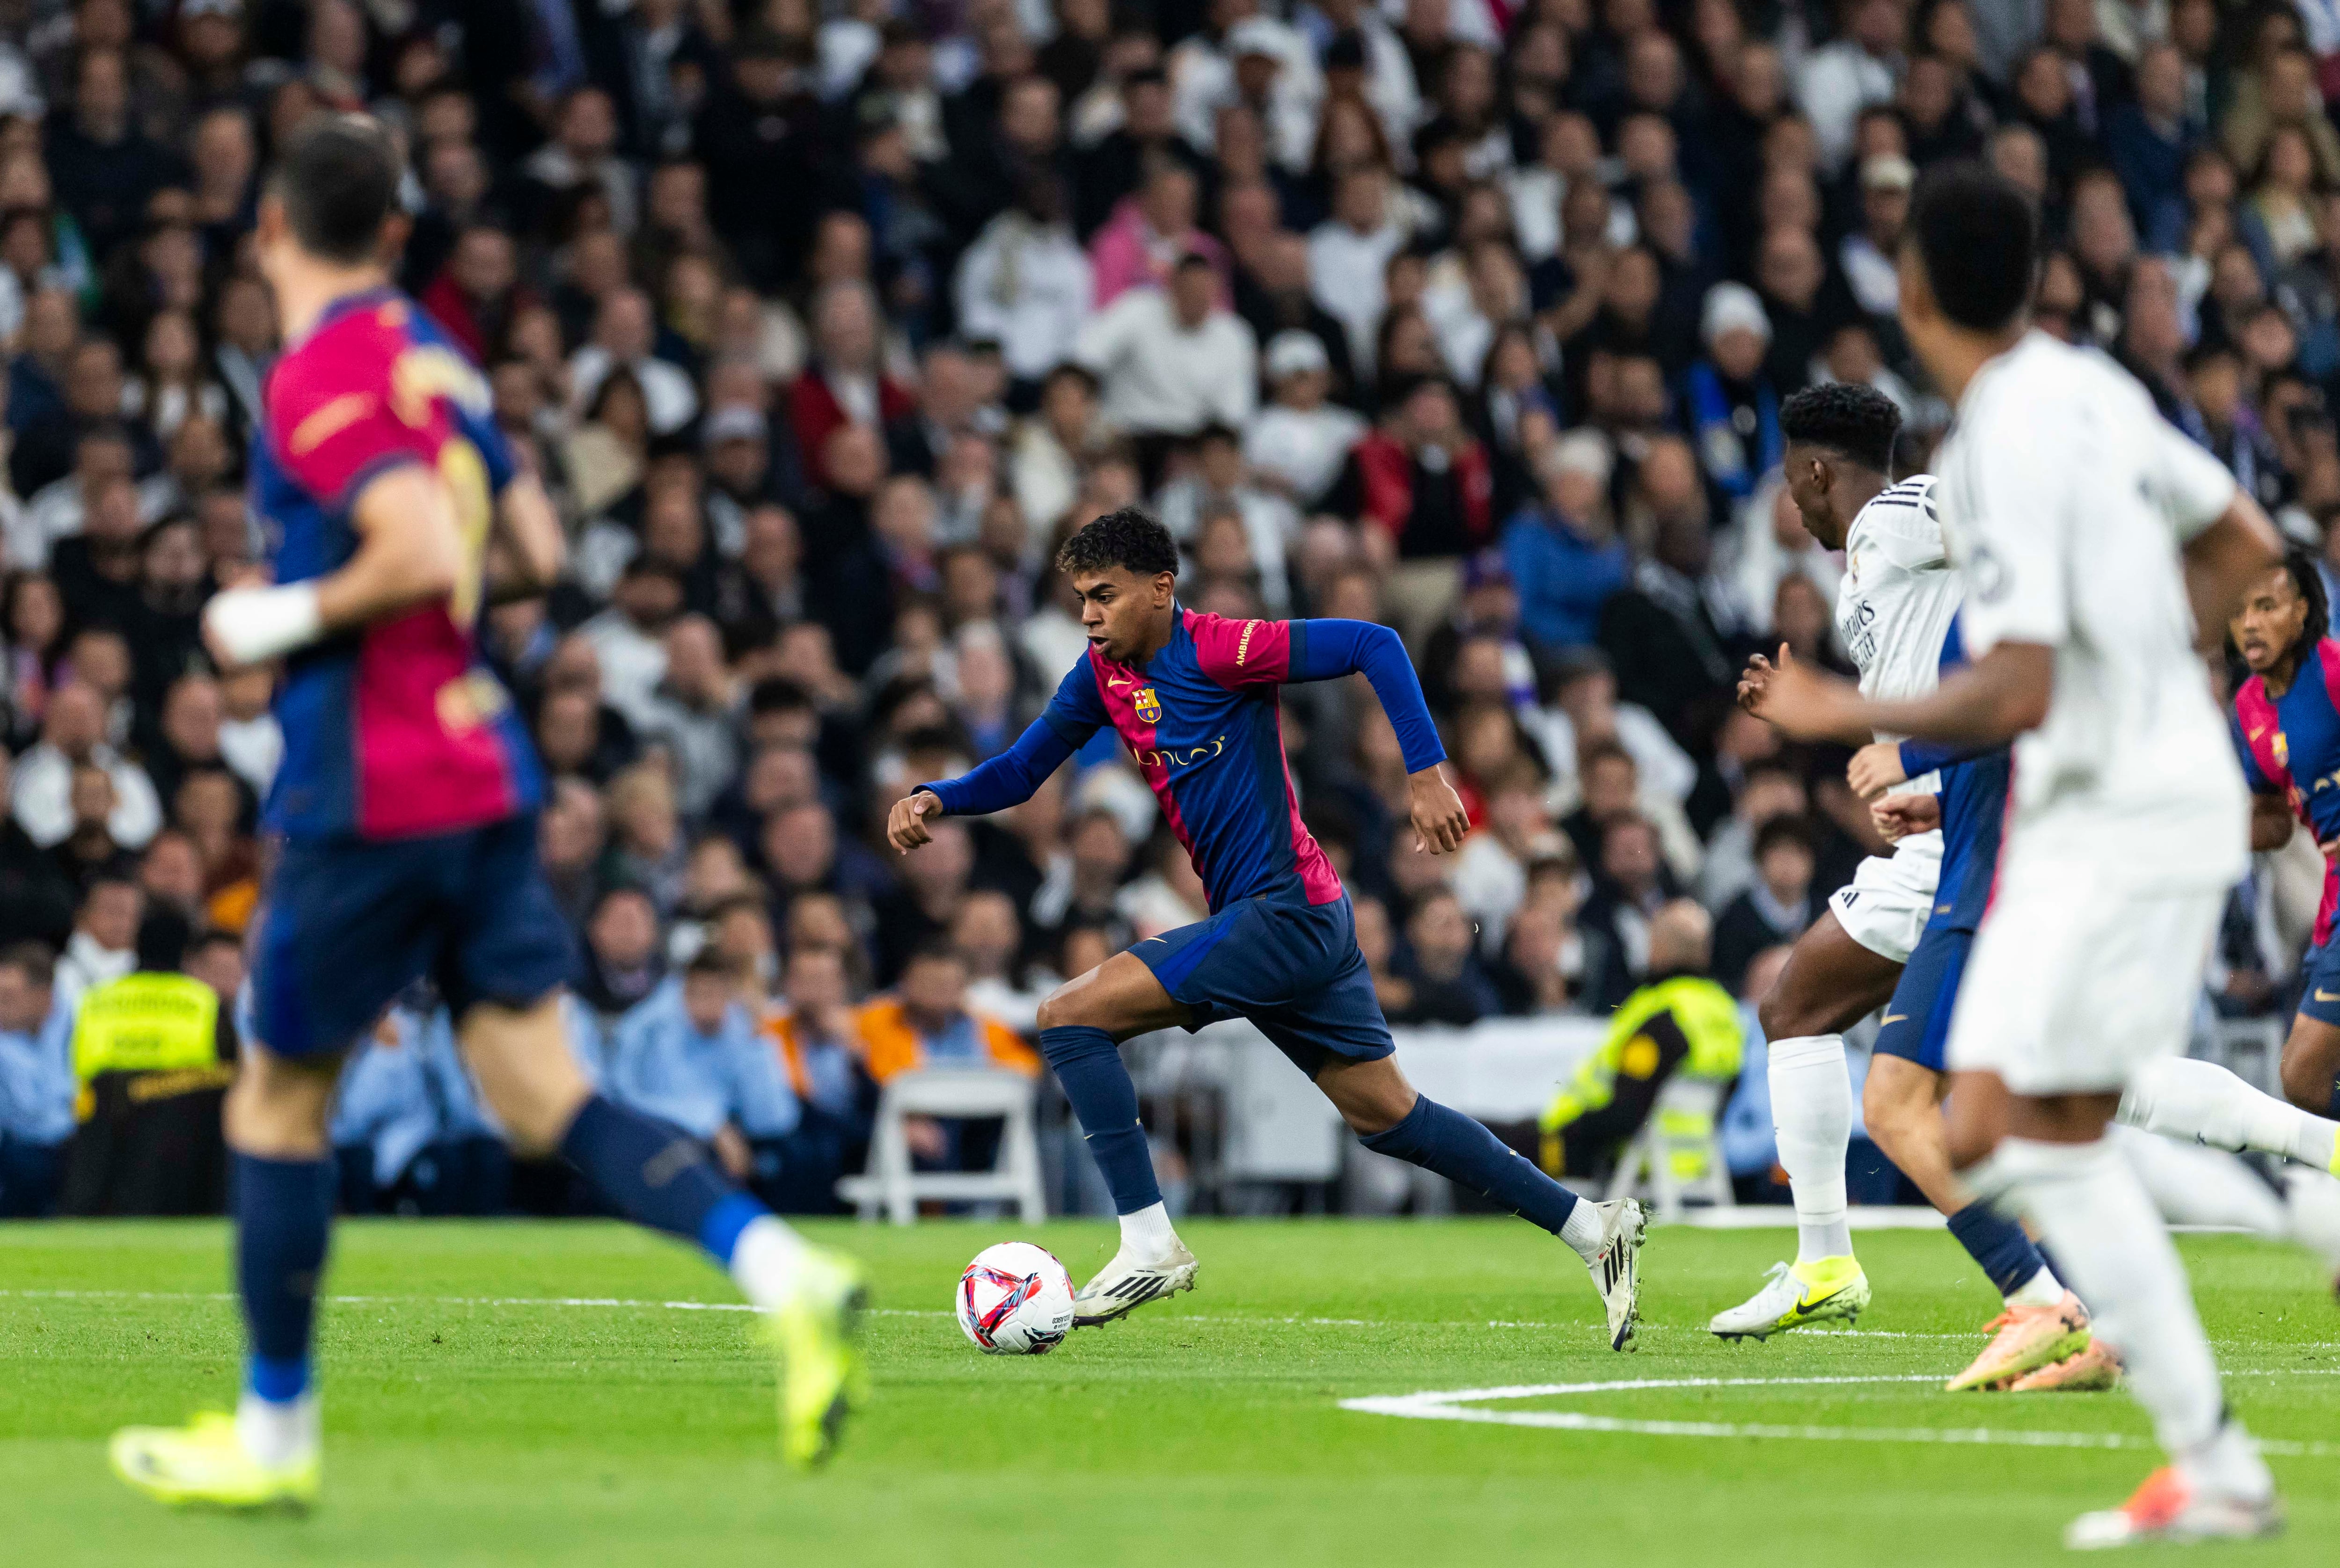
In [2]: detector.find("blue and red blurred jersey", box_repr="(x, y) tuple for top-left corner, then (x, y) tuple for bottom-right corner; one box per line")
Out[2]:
(929, 610), (1445, 913)
(250, 287), (541, 842)
(2233, 637), (2340, 943)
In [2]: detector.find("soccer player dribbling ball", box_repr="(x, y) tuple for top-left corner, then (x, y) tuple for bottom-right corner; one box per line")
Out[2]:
(889, 509), (1650, 1347)
(108, 116), (865, 1511)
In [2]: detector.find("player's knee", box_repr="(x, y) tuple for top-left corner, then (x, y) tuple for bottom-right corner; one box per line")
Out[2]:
(2279, 1045), (2335, 1115)
(1034, 985), (1097, 1035)
(1756, 984), (1818, 1044)
(225, 1055), (336, 1158)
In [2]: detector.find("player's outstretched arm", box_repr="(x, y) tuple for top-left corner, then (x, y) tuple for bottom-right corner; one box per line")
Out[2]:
(203, 464), (465, 667)
(887, 715), (1078, 854)
(1751, 641), (2055, 750)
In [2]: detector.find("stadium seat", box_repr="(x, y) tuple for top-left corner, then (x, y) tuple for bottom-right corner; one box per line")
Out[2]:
(1602, 1076), (1733, 1222)
(835, 1068), (1046, 1225)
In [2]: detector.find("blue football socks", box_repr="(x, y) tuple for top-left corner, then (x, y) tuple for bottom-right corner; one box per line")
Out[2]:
(559, 1094), (770, 1265)
(1038, 1025), (1163, 1215)
(1947, 1199), (2053, 1299)
(234, 1152), (336, 1404)
(1362, 1095), (1582, 1236)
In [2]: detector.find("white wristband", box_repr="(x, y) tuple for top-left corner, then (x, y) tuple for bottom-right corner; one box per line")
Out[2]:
(204, 583), (325, 666)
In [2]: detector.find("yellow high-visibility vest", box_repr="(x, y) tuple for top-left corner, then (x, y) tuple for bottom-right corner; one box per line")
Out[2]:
(71, 972), (221, 1082)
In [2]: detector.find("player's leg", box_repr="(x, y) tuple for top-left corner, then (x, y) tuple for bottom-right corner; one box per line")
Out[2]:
(1864, 934), (2087, 1388)
(1950, 884), (2277, 1546)
(1316, 1049), (1647, 1348)
(1709, 905), (1902, 1339)
(447, 817), (863, 1464)
(110, 836), (420, 1509)
(2278, 1010), (2340, 1123)
(1035, 946), (1199, 1323)
(2119, 1046), (2340, 1173)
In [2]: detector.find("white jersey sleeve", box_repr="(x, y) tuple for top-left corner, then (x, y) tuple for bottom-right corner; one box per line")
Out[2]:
(2151, 416), (2241, 541)
(1945, 398), (2071, 657)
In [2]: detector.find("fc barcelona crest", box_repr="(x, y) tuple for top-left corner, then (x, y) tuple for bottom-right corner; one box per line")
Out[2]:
(2276, 731), (2290, 769)
(1134, 686), (1162, 723)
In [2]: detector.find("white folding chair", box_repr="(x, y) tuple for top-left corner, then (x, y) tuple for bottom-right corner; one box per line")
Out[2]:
(834, 1068), (1047, 1225)
(1602, 1075), (1733, 1222)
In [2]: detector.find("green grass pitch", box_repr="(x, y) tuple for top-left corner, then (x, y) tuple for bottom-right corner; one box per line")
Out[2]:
(5, 1218), (2339, 1566)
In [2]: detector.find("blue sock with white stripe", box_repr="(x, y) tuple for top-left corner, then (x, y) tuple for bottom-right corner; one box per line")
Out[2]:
(1361, 1096), (1591, 1250)
(1947, 1200), (2055, 1301)
(1038, 1026), (1163, 1215)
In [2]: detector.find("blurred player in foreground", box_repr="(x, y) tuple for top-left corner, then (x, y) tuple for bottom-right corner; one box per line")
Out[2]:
(1754, 162), (2290, 1547)
(889, 509), (1648, 1349)
(109, 117), (863, 1511)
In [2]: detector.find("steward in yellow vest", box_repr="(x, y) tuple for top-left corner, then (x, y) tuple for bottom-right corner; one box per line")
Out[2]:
(1540, 901), (1742, 1180)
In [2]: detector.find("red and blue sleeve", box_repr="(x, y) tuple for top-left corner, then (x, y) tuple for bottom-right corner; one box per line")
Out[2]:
(2230, 710), (2274, 795)
(269, 331), (436, 511)
(1284, 617), (1446, 774)
(924, 661), (1100, 815)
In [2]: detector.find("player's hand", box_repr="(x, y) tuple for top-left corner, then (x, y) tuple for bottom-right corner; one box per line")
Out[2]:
(711, 1123), (752, 1181)
(887, 789), (943, 853)
(1736, 650), (1775, 713)
(1408, 764), (1470, 855)
(1745, 643), (1865, 741)
(1847, 741), (1909, 801)
(1871, 793), (1940, 844)
(2321, 835), (2340, 862)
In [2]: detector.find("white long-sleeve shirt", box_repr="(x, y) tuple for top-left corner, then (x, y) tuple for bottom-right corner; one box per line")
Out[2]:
(955, 214), (1095, 382)
(1074, 292), (1257, 437)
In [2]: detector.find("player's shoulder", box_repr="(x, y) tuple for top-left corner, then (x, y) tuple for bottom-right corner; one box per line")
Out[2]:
(1850, 472), (1941, 546)
(269, 292), (489, 439)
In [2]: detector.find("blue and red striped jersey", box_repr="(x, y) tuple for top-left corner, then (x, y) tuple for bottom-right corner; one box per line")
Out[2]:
(2233, 637), (2340, 943)
(250, 287), (541, 842)
(1041, 609), (1343, 912)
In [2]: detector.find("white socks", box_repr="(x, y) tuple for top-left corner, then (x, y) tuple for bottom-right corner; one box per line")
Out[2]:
(2005, 1265), (2067, 1308)
(1983, 1136), (2270, 1501)
(729, 1214), (815, 1309)
(2118, 1056), (2339, 1171)
(1119, 1200), (1178, 1261)
(2108, 1125), (2291, 1238)
(236, 1391), (320, 1469)
(1559, 1198), (1605, 1261)
(1768, 1034), (1854, 1263)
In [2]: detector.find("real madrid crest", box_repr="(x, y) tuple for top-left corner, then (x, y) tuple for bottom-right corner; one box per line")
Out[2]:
(1134, 686), (1162, 723)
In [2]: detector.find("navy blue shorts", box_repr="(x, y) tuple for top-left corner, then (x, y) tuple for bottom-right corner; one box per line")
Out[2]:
(2299, 935), (2340, 1028)
(1132, 893), (1394, 1078)
(252, 815), (577, 1059)
(1872, 922), (1971, 1074)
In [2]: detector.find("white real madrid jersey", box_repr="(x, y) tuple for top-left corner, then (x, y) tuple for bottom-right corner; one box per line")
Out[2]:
(1934, 331), (2248, 891)
(1834, 474), (1960, 792)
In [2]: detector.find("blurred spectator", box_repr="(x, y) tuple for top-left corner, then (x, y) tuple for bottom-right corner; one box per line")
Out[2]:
(1711, 816), (1818, 993)
(0, 941), (69, 1216)
(611, 952), (801, 1186)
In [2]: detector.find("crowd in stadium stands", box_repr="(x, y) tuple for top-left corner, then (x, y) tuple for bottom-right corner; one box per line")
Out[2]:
(0, 0), (2327, 1217)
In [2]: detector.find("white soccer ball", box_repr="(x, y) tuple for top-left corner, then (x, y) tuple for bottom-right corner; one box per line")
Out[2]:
(955, 1241), (1075, 1355)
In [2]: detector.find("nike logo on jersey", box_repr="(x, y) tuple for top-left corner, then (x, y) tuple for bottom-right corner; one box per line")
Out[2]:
(1878, 1013), (1909, 1027)
(2317, 989), (2340, 1004)
(1108, 677), (1132, 689)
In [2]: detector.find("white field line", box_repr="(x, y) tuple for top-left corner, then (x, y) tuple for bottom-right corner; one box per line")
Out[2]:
(1340, 1371), (2340, 1458)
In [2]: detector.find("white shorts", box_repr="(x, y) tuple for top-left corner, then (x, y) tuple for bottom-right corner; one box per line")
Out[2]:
(1826, 830), (1943, 965)
(1945, 855), (2221, 1095)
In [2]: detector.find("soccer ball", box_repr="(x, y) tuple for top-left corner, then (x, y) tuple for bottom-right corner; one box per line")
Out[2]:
(955, 1241), (1075, 1355)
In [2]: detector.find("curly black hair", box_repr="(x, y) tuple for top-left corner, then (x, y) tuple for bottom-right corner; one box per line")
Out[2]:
(2280, 544), (2331, 649)
(1055, 506), (1179, 579)
(1779, 382), (1902, 475)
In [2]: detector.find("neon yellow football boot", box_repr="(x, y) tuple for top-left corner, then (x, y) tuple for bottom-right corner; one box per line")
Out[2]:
(1707, 1256), (1872, 1340)
(767, 1246), (869, 1469)
(109, 1411), (321, 1511)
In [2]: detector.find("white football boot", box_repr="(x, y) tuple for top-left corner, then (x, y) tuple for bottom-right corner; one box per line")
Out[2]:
(1072, 1238), (1199, 1327)
(1584, 1198), (1648, 1351)
(2065, 1467), (2283, 1549)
